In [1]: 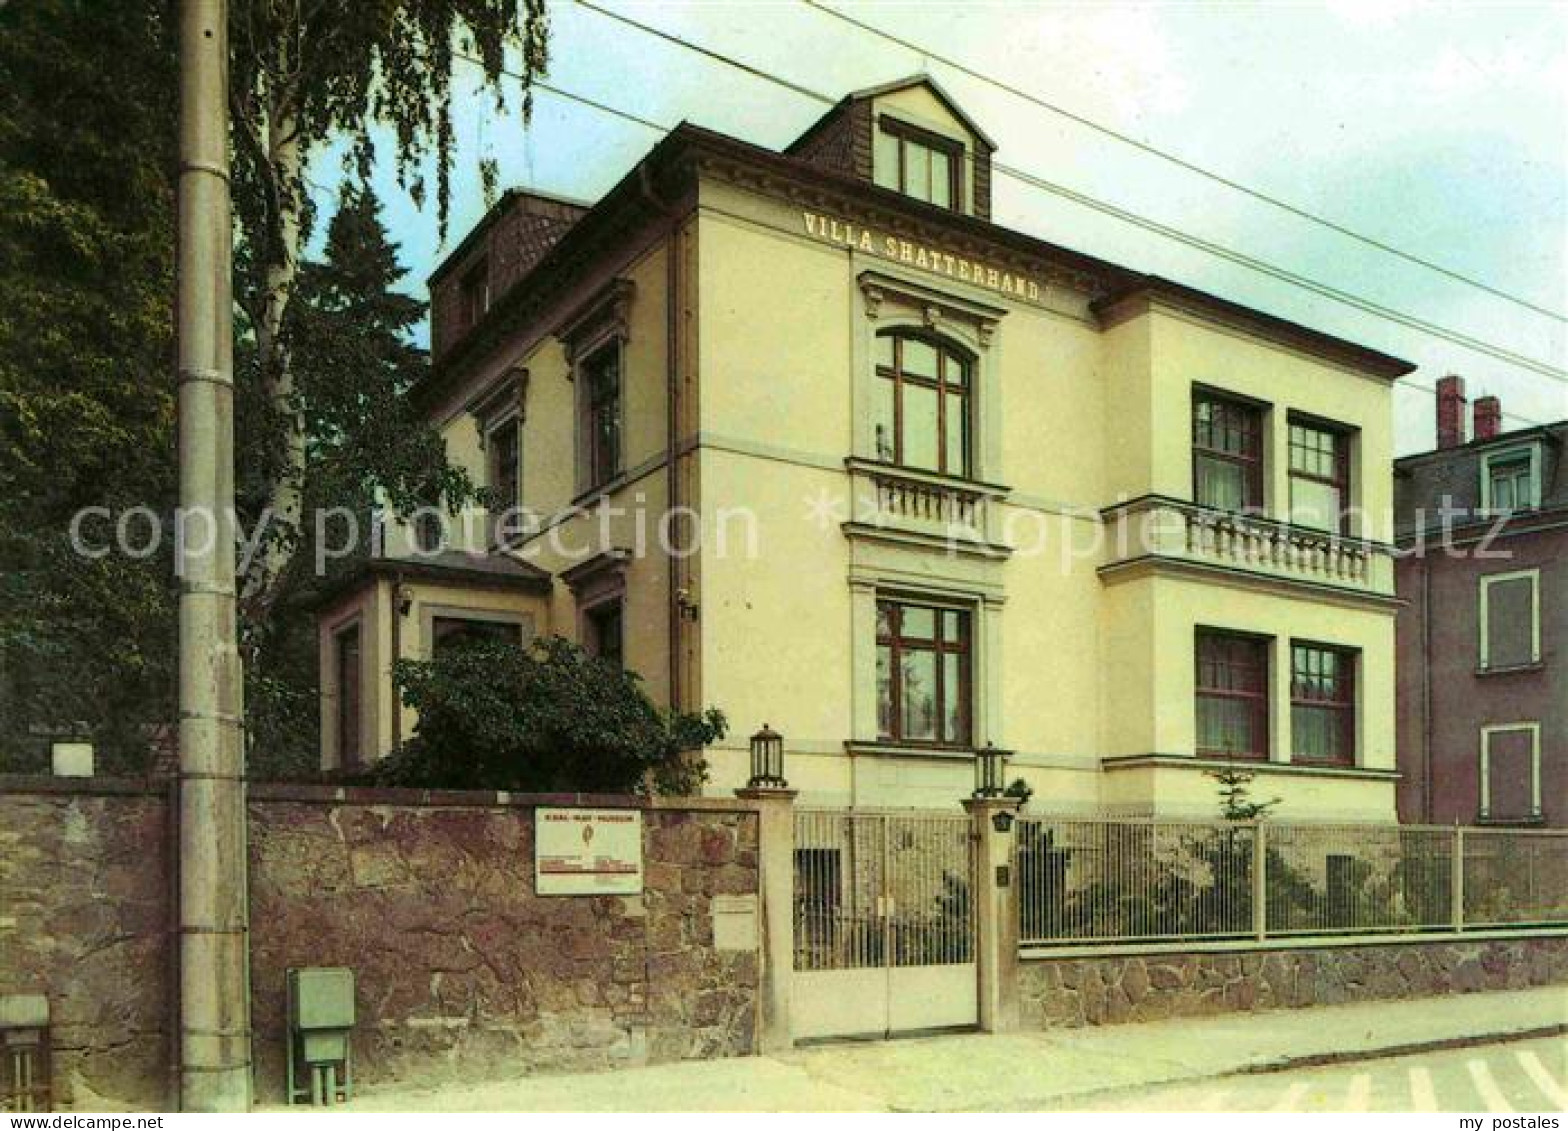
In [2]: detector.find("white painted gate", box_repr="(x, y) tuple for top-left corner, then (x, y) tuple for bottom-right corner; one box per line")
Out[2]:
(792, 810), (978, 1041)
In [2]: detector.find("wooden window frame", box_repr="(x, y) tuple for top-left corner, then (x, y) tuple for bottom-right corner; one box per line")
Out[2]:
(1287, 414), (1353, 534)
(1194, 629), (1271, 760)
(878, 115), (964, 212)
(874, 330), (973, 477)
(876, 597), (973, 749)
(1289, 641), (1357, 765)
(580, 341), (623, 493)
(1192, 389), (1266, 514)
(458, 256), (490, 332)
(1478, 568), (1541, 671)
(584, 596), (625, 670)
(429, 614), (525, 658)
(482, 413), (522, 550)
(333, 621), (363, 770)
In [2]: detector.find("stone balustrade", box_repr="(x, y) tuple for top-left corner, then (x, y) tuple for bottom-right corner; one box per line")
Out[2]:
(1101, 496), (1394, 596)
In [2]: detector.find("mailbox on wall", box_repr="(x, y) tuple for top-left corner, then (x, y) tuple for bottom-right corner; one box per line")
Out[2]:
(286, 968), (354, 1106)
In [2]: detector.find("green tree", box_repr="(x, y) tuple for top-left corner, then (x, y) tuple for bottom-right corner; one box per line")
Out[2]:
(242, 183), (478, 777)
(369, 636), (726, 795)
(229, 0), (549, 622)
(0, 0), (180, 772)
(1208, 764), (1280, 821)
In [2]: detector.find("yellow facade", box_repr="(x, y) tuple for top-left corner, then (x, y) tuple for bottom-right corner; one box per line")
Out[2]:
(320, 78), (1410, 821)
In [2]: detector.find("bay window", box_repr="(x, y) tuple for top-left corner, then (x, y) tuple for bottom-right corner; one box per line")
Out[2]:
(876, 599), (971, 747)
(1195, 630), (1270, 759)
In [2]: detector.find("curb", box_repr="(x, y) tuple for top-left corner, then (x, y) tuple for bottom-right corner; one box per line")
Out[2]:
(1240, 1021), (1568, 1075)
(1011, 1022), (1568, 1112)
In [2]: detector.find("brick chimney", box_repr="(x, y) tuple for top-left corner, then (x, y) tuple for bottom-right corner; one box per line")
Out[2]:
(1436, 374), (1467, 448)
(1473, 395), (1502, 441)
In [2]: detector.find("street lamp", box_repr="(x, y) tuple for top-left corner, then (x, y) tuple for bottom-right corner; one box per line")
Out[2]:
(747, 724), (787, 789)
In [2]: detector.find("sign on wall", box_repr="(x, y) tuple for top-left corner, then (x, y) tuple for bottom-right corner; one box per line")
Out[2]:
(535, 808), (644, 895)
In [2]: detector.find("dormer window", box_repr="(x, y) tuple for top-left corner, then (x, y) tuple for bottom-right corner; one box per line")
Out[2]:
(874, 117), (962, 211)
(1481, 445), (1540, 513)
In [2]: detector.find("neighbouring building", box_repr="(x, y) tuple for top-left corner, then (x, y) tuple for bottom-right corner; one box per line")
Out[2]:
(316, 76), (1417, 818)
(1395, 377), (1565, 827)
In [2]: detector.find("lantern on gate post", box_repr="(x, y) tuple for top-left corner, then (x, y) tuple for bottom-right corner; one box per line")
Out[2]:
(973, 742), (1005, 799)
(747, 724), (787, 789)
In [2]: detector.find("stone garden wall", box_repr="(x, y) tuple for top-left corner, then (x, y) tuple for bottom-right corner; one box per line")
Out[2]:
(0, 778), (761, 1109)
(247, 786), (760, 1103)
(0, 782), (172, 1110)
(1019, 935), (1568, 1029)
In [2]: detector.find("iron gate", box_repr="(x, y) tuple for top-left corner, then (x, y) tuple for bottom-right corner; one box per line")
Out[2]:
(792, 809), (977, 1040)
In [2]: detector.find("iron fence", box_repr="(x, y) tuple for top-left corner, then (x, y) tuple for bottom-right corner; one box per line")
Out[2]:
(1016, 816), (1568, 948)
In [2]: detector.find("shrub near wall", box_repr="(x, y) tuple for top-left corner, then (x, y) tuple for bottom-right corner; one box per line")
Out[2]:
(1019, 936), (1568, 1028)
(247, 787), (761, 1102)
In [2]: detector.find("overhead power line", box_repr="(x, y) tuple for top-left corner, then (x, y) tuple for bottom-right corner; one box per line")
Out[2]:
(801, 0), (1567, 326)
(451, 65), (1561, 425)
(567, 0), (1568, 392)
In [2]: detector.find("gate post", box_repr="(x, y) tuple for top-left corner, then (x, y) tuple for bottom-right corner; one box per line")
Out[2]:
(736, 787), (797, 1053)
(963, 797), (1022, 1033)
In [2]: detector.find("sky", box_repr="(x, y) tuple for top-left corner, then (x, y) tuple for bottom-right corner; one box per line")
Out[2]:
(321, 0), (1568, 455)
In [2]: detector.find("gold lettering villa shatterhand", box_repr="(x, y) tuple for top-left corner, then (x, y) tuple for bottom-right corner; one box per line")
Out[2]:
(800, 212), (1043, 303)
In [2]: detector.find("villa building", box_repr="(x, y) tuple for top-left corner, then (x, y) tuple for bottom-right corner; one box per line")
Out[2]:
(316, 76), (1415, 818)
(1394, 379), (1564, 827)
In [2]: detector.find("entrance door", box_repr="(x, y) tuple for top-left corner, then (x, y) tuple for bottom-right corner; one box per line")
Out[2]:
(792, 810), (978, 1041)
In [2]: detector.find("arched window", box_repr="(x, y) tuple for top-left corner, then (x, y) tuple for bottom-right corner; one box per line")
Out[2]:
(873, 331), (972, 476)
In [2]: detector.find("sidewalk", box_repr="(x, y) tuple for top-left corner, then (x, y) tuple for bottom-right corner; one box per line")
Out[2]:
(329, 987), (1568, 1112)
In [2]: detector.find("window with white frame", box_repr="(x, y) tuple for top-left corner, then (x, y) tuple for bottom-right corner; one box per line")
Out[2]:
(1480, 723), (1541, 822)
(1479, 570), (1541, 670)
(1480, 445), (1540, 512)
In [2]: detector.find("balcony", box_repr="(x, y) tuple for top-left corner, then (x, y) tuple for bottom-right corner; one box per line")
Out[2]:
(842, 458), (1011, 558)
(1100, 496), (1395, 599)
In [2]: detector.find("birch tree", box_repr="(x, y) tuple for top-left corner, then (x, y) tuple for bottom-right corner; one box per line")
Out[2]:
(228, 0), (548, 621)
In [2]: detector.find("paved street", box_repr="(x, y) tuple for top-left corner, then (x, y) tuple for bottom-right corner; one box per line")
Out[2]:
(322, 987), (1568, 1112)
(1065, 1037), (1568, 1113)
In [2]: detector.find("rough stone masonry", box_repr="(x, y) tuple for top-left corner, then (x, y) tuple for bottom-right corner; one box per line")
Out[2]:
(0, 779), (762, 1109)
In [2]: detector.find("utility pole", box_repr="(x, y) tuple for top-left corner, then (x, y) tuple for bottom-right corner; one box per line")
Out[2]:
(176, 0), (252, 1111)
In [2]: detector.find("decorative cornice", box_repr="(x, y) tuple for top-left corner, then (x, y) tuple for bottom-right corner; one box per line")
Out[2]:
(1096, 554), (1403, 613)
(842, 520), (1013, 560)
(553, 277), (635, 365)
(856, 267), (1008, 340)
(558, 546), (634, 594)
(1100, 753), (1401, 782)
